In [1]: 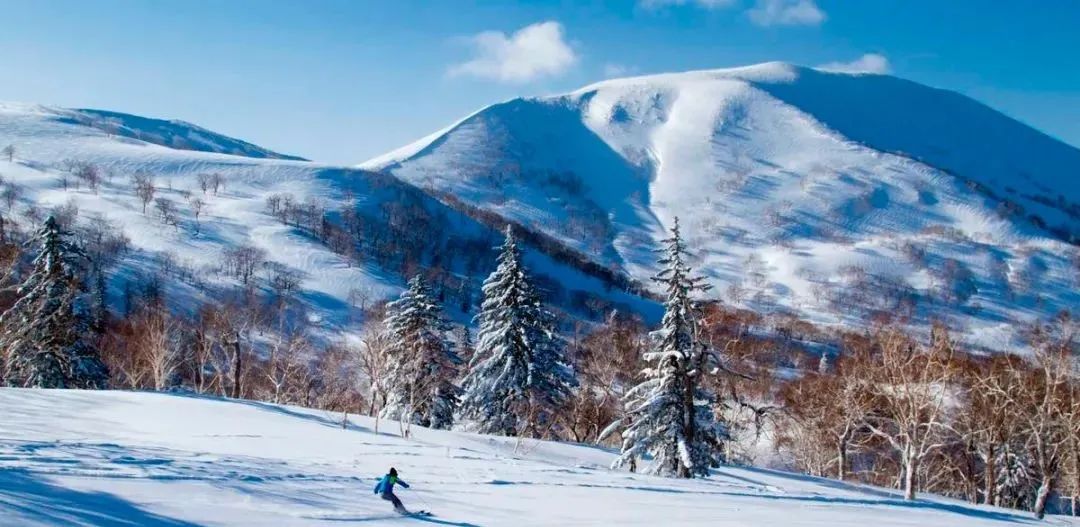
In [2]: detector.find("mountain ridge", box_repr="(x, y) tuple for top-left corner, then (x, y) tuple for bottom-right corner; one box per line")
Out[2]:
(0, 101), (307, 161)
(1, 62), (1077, 351)
(364, 61), (1080, 351)
(0, 100), (655, 340)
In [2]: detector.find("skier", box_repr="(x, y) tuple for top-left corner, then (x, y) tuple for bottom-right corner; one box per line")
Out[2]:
(373, 467), (411, 514)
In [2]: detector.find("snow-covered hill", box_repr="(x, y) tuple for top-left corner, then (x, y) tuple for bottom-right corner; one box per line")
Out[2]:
(68, 108), (308, 161)
(0, 102), (653, 334)
(0, 388), (1066, 526)
(363, 62), (1080, 350)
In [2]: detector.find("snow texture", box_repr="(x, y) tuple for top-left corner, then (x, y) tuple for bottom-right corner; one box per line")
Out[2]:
(1, 388), (1072, 526)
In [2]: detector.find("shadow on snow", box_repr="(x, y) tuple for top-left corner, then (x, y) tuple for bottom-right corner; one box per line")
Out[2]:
(0, 468), (203, 526)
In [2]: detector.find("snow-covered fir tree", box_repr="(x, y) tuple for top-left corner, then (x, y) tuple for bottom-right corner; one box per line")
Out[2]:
(380, 275), (461, 430)
(612, 217), (725, 478)
(995, 443), (1035, 510)
(458, 227), (575, 437)
(1, 216), (108, 388)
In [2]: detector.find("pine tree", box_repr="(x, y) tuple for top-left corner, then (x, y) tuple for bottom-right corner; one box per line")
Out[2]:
(381, 275), (461, 430)
(1, 216), (108, 388)
(458, 227), (575, 437)
(612, 217), (725, 478)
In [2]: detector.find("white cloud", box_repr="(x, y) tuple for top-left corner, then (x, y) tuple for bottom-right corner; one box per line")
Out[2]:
(639, 0), (737, 9)
(817, 53), (891, 74)
(448, 21), (578, 83)
(747, 0), (825, 26)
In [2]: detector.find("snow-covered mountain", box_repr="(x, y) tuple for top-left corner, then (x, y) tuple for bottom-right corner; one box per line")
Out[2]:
(364, 62), (1080, 350)
(0, 102), (653, 336)
(1, 388), (1064, 526)
(3, 62), (1078, 349)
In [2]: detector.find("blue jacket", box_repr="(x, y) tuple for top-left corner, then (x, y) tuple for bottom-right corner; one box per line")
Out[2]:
(374, 474), (409, 495)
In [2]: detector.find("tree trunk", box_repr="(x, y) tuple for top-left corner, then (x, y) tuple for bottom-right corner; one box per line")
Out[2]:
(904, 455), (918, 501)
(1033, 474), (1053, 519)
(837, 442), (848, 481)
(1074, 447), (1080, 516)
(965, 445), (978, 504)
(673, 437), (687, 478)
(983, 445), (996, 505)
(193, 344), (205, 394)
(230, 337), (242, 399)
(679, 371), (696, 479)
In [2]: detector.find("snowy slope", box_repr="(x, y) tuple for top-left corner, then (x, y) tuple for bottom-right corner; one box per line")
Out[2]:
(363, 62), (1080, 350)
(0, 102), (653, 332)
(0, 388), (1067, 526)
(0, 102), (397, 327)
(8, 103), (305, 161)
(68, 108), (308, 161)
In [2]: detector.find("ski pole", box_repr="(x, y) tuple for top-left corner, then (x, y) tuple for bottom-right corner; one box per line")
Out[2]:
(408, 486), (434, 511)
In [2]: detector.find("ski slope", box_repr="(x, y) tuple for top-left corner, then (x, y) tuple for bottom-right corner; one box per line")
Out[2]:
(0, 388), (1066, 526)
(364, 62), (1080, 351)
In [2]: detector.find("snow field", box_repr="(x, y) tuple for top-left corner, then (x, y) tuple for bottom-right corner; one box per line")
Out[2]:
(1, 389), (1070, 526)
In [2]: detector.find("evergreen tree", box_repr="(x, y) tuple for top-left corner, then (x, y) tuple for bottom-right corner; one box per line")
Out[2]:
(458, 227), (575, 437)
(995, 444), (1035, 510)
(381, 275), (461, 430)
(612, 217), (725, 478)
(1, 216), (107, 388)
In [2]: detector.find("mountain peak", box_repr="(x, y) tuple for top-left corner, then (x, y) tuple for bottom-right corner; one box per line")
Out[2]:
(572, 61), (804, 95)
(366, 62), (1080, 352)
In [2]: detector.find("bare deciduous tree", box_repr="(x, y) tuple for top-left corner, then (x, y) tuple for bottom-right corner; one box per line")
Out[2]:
(73, 162), (101, 192)
(133, 172), (156, 214)
(1018, 315), (1075, 518)
(258, 332), (312, 405)
(196, 173), (212, 194)
(189, 197), (206, 234)
(138, 307), (183, 391)
(154, 197), (178, 228)
(567, 312), (646, 445)
(2, 183), (22, 210)
(204, 300), (262, 399)
(861, 328), (957, 500)
(210, 173), (224, 195)
(223, 244), (266, 285)
(779, 352), (870, 480)
(356, 306), (391, 429)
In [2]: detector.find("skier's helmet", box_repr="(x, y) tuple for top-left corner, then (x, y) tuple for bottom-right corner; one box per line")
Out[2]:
(389, 467), (398, 477)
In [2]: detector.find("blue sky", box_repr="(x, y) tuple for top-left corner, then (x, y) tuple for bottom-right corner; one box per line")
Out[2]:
(2, 0), (1078, 164)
